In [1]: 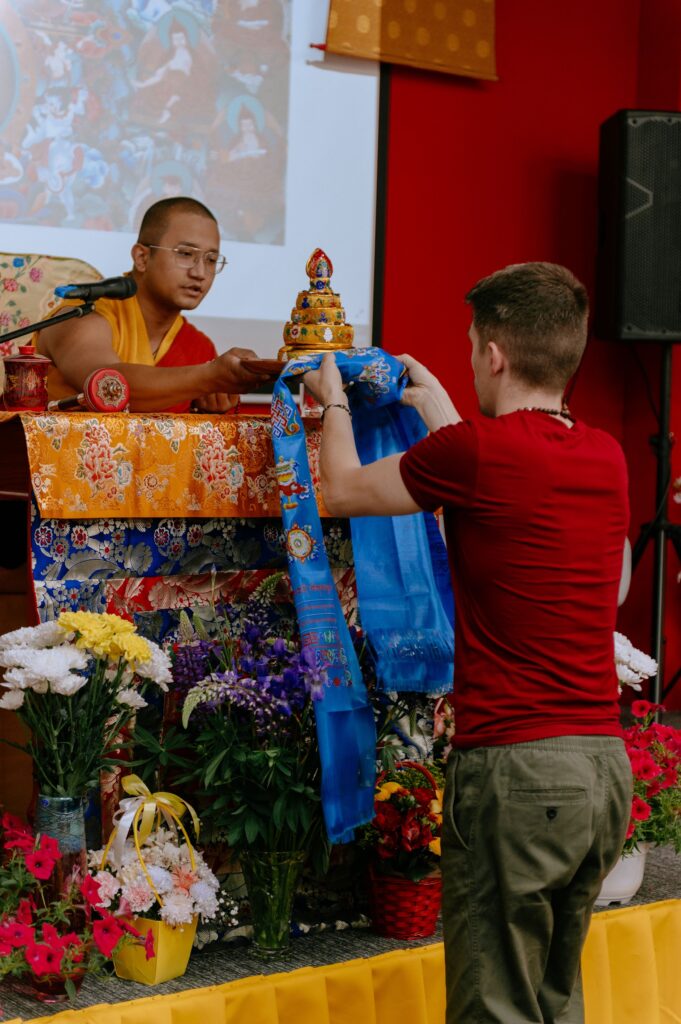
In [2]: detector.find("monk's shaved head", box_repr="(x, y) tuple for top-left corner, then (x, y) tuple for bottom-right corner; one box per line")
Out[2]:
(137, 197), (217, 244)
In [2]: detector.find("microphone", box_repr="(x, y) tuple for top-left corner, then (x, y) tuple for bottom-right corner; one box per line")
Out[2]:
(54, 276), (137, 301)
(47, 369), (130, 413)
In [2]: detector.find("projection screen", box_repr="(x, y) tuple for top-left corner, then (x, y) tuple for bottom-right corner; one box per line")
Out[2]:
(0, 0), (379, 371)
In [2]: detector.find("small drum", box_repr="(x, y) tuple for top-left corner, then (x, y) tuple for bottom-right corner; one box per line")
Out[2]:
(47, 368), (130, 413)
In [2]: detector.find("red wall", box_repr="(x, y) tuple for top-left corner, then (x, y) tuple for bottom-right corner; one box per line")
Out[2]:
(379, 0), (681, 705)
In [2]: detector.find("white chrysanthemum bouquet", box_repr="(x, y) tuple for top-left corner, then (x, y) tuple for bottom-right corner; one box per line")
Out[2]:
(87, 830), (228, 929)
(0, 611), (172, 797)
(614, 631), (658, 693)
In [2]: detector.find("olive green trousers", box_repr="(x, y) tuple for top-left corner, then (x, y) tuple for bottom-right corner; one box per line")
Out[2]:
(441, 736), (633, 1024)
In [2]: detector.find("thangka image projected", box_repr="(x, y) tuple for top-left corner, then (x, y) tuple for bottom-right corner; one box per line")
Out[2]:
(0, 0), (290, 243)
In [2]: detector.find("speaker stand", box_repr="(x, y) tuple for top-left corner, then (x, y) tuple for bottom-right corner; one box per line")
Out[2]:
(631, 342), (681, 703)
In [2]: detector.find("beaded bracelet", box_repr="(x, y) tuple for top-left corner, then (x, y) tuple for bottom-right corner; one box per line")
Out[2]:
(321, 403), (351, 423)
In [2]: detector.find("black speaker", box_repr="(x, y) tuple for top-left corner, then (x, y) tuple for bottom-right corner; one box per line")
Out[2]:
(596, 109), (681, 341)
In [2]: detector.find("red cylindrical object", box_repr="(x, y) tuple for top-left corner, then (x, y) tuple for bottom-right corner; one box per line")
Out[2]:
(2, 344), (51, 412)
(82, 369), (130, 412)
(47, 368), (130, 413)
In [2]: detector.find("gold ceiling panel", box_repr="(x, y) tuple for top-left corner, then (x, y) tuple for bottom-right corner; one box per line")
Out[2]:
(325, 0), (496, 81)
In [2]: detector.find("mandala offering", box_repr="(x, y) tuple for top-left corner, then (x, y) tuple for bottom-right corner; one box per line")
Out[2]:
(279, 248), (355, 359)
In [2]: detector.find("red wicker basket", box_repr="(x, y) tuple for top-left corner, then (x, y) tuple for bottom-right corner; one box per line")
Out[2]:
(367, 760), (442, 939)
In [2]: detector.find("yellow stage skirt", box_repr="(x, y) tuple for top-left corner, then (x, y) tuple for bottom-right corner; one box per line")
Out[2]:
(7, 899), (680, 1024)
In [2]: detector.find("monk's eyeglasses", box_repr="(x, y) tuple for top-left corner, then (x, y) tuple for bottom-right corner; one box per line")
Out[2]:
(140, 243), (228, 274)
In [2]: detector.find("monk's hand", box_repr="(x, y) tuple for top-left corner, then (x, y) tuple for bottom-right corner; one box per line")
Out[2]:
(303, 353), (344, 405)
(212, 348), (274, 393)
(193, 392), (240, 413)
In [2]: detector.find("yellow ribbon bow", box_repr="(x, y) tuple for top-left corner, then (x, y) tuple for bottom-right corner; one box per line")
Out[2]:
(102, 774), (200, 907)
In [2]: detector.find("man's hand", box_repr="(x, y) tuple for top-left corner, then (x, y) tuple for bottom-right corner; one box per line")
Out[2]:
(397, 353), (462, 430)
(303, 353), (345, 405)
(397, 353), (443, 409)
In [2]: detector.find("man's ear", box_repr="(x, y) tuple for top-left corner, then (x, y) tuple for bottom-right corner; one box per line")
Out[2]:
(131, 243), (148, 272)
(487, 340), (506, 377)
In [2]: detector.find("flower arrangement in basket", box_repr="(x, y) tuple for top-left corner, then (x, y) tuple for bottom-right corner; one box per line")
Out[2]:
(0, 812), (145, 1004)
(85, 776), (229, 985)
(0, 612), (172, 799)
(358, 760), (443, 939)
(622, 700), (681, 854)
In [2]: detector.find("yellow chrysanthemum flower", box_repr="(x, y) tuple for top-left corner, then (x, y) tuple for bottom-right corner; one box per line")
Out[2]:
(58, 611), (141, 660)
(429, 837), (441, 857)
(109, 633), (151, 667)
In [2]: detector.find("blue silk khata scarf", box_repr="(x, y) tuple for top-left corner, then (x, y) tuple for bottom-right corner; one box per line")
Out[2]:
(271, 348), (454, 843)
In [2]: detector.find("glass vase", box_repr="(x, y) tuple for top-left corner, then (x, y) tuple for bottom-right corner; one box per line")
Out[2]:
(34, 794), (87, 894)
(240, 850), (305, 958)
(6, 969), (85, 1004)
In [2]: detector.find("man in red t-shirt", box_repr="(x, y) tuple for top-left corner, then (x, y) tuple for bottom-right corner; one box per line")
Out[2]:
(304, 262), (632, 1024)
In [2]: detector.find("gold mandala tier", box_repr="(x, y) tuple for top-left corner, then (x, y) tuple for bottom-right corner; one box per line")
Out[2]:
(280, 248), (355, 360)
(291, 306), (346, 325)
(282, 323), (355, 348)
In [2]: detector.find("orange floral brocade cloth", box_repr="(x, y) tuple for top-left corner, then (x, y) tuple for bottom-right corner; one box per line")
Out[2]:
(0, 411), (326, 519)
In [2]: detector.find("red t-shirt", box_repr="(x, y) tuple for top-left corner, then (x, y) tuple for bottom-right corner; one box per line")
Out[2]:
(399, 411), (629, 748)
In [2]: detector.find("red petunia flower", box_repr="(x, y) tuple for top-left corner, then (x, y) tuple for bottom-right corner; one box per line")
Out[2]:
(15, 899), (33, 925)
(24, 941), (65, 977)
(631, 700), (662, 719)
(630, 795), (652, 821)
(0, 921), (34, 947)
(1, 812), (30, 834)
(37, 834), (62, 860)
(629, 751), (662, 780)
(4, 832), (36, 853)
(80, 874), (103, 908)
(119, 919), (142, 937)
(92, 914), (124, 958)
(144, 929), (155, 961)
(23, 850), (57, 880)
(41, 923), (70, 948)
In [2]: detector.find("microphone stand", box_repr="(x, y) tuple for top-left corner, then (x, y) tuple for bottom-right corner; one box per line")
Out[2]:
(0, 301), (95, 344)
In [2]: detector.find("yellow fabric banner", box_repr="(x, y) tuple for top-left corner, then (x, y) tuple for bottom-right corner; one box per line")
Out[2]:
(0, 412), (325, 519)
(325, 0), (496, 81)
(13, 902), (681, 1023)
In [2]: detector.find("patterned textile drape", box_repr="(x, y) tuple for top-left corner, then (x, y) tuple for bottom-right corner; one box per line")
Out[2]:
(325, 0), (496, 81)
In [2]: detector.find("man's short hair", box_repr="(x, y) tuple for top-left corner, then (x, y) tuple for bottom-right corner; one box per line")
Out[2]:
(137, 197), (217, 244)
(465, 262), (589, 390)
